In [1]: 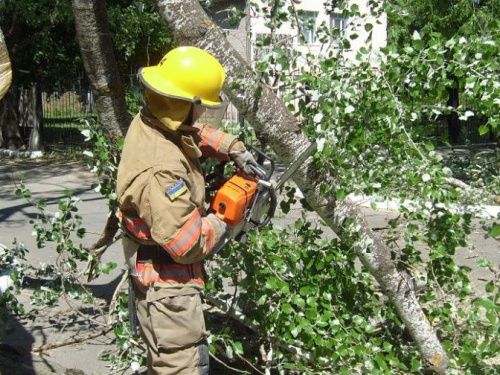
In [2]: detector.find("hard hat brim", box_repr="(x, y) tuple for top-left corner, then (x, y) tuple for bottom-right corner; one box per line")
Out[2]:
(139, 67), (224, 109)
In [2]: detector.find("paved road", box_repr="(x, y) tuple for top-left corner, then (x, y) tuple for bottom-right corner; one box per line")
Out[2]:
(0, 156), (498, 374)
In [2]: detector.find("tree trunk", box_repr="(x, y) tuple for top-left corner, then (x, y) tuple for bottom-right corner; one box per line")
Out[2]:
(71, 0), (130, 281)
(28, 83), (43, 151)
(152, 1), (449, 373)
(71, 0), (130, 137)
(447, 88), (461, 145)
(0, 83), (23, 149)
(447, 77), (461, 145)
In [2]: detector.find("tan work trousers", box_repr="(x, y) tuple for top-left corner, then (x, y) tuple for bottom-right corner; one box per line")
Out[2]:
(134, 281), (209, 375)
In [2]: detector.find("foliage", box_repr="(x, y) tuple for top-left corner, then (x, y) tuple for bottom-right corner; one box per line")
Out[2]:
(0, 0), (173, 90)
(386, 0), (500, 45)
(1, 1), (499, 374)
(0, 240), (27, 323)
(106, 1), (174, 74)
(207, 220), (410, 374)
(0, 0), (81, 89)
(202, 0), (500, 373)
(82, 119), (123, 212)
(384, 0), (500, 144)
(0, 126), (141, 373)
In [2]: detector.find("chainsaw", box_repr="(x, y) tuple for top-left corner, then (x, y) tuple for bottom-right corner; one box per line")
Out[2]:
(208, 142), (317, 252)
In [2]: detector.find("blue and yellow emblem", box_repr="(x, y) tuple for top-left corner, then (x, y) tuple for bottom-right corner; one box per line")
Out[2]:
(165, 180), (187, 201)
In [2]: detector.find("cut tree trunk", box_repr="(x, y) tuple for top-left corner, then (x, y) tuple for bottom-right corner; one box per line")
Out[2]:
(152, 0), (449, 373)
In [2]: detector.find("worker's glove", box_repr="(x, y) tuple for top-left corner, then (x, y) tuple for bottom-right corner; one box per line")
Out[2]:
(206, 213), (230, 255)
(229, 141), (258, 174)
(206, 213), (228, 242)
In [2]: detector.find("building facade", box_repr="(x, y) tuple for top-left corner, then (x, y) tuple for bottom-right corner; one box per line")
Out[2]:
(210, 0), (387, 65)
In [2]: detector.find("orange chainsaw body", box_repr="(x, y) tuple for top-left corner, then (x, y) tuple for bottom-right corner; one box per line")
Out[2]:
(210, 174), (258, 226)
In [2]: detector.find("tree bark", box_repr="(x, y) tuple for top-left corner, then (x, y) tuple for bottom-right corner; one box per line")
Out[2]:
(71, 0), (131, 137)
(447, 77), (461, 145)
(28, 82), (44, 151)
(152, 1), (449, 373)
(71, 0), (130, 281)
(0, 83), (23, 149)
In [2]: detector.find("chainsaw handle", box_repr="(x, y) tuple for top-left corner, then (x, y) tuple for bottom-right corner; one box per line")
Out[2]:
(248, 146), (274, 180)
(258, 187), (277, 228)
(249, 185), (277, 229)
(248, 163), (268, 180)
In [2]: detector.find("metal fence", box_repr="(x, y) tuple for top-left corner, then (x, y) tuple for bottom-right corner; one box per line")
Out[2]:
(41, 86), (97, 152)
(16, 85), (98, 153)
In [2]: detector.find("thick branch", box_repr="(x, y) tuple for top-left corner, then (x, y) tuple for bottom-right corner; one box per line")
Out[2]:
(446, 177), (500, 205)
(32, 327), (112, 353)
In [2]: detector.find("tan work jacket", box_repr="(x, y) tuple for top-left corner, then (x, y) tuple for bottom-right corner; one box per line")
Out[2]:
(117, 110), (237, 286)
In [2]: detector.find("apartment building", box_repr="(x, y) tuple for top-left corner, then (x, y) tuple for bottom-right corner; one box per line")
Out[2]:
(210, 0), (387, 64)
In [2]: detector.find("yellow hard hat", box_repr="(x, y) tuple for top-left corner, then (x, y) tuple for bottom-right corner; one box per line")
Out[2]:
(138, 46), (226, 108)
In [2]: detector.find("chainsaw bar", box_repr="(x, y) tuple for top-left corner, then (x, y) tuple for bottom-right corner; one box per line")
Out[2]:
(274, 142), (317, 190)
(243, 141), (317, 231)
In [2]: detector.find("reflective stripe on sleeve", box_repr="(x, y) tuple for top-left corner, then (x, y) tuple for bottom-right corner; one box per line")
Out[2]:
(161, 209), (202, 257)
(203, 127), (224, 152)
(119, 210), (152, 240)
(195, 123), (229, 159)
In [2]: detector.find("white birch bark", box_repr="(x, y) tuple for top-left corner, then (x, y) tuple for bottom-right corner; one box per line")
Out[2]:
(153, 0), (449, 373)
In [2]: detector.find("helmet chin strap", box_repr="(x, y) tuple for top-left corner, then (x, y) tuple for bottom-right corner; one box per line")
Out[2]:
(182, 104), (195, 126)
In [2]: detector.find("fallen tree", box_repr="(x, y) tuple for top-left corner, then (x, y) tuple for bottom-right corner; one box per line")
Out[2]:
(151, 0), (448, 373)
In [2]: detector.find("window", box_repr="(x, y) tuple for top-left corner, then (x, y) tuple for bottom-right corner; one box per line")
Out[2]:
(298, 11), (318, 45)
(329, 13), (346, 44)
(253, 33), (293, 62)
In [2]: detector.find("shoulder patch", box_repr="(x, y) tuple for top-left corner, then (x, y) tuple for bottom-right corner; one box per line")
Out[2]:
(165, 180), (187, 201)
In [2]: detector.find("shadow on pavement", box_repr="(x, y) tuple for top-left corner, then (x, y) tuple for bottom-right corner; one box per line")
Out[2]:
(0, 311), (37, 375)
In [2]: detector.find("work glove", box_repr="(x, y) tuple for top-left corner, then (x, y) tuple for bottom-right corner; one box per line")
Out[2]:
(229, 141), (258, 174)
(206, 213), (228, 242)
(205, 213), (230, 254)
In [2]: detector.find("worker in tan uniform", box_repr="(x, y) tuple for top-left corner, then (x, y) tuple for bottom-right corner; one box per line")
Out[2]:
(116, 46), (257, 374)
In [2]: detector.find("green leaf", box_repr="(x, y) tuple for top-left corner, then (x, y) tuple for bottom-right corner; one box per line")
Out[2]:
(488, 224), (500, 238)
(478, 125), (489, 136)
(336, 189), (346, 200)
(474, 298), (500, 311)
(282, 303), (293, 314)
(233, 341), (244, 355)
(299, 286), (311, 296)
(485, 281), (495, 293)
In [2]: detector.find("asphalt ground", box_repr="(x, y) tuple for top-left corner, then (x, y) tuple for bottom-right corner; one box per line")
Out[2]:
(0, 155), (498, 374)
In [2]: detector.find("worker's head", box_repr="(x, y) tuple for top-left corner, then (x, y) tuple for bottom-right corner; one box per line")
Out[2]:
(139, 46), (226, 130)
